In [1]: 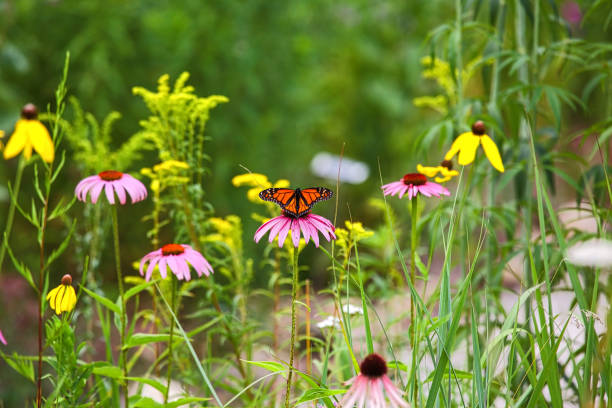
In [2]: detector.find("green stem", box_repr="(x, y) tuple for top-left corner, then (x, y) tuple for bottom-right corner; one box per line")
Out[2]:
(353, 241), (373, 355)
(410, 194), (419, 404)
(165, 276), (177, 404)
(0, 156), (26, 274)
(111, 206), (128, 408)
(284, 248), (299, 408)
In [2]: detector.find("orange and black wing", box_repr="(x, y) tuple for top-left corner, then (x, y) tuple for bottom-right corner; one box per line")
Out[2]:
(298, 187), (333, 212)
(259, 188), (299, 216)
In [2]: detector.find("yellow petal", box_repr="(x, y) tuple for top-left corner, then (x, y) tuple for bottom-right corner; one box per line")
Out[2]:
(46, 286), (59, 301)
(49, 286), (65, 314)
(457, 133), (480, 166)
(27, 121), (54, 163)
(435, 175), (451, 183)
(480, 134), (505, 172)
(60, 286), (76, 312)
(417, 164), (440, 178)
(3, 120), (29, 160)
(444, 132), (471, 161)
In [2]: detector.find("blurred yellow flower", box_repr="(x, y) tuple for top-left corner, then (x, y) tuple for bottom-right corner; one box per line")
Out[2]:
(3, 104), (54, 163)
(417, 161), (459, 183)
(444, 121), (504, 172)
(336, 221), (373, 248)
(233, 172), (290, 204)
(46, 274), (77, 315)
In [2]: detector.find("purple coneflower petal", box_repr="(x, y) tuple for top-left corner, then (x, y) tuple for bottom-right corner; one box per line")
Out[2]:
(276, 218), (292, 248)
(104, 183), (115, 204)
(114, 182), (127, 204)
(254, 220), (274, 243)
(382, 376), (409, 407)
(158, 257), (168, 279)
(166, 256), (181, 280)
(269, 217), (289, 243)
(0, 328), (6, 345)
(290, 218), (301, 247)
(299, 218), (311, 244)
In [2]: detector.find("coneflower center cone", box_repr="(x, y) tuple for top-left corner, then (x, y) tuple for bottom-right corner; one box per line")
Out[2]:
(161, 244), (185, 256)
(402, 173), (427, 186)
(359, 353), (388, 378)
(98, 170), (123, 181)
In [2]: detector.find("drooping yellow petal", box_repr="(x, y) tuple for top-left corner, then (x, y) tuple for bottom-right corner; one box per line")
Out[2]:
(3, 120), (29, 160)
(444, 132), (471, 161)
(456, 133), (480, 166)
(47, 285), (65, 314)
(417, 164), (440, 178)
(60, 286), (77, 313)
(27, 120), (54, 163)
(480, 134), (505, 172)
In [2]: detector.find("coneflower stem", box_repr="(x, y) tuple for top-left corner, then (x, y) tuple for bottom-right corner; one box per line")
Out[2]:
(165, 276), (177, 404)
(410, 194), (419, 404)
(111, 205), (128, 408)
(0, 156), (26, 274)
(285, 248), (299, 408)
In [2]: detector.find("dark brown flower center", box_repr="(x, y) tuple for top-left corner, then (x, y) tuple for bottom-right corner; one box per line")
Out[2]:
(21, 103), (38, 120)
(161, 244), (185, 256)
(98, 170), (123, 181)
(471, 120), (486, 136)
(402, 173), (427, 186)
(61, 274), (72, 285)
(441, 160), (453, 170)
(359, 353), (388, 378)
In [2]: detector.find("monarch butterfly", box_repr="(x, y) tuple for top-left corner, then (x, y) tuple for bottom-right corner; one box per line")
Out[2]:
(259, 187), (333, 218)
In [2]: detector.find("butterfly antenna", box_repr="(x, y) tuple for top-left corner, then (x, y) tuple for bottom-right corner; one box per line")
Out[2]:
(237, 164), (269, 189)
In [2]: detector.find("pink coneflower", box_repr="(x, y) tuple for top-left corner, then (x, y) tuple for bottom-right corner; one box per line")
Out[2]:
(75, 170), (148, 204)
(139, 244), (213, 281)
(0, 328), (6, 345)
(254, 212), (336, 248)
(382, 173), (449, 200)
(339, 353), (408, 408)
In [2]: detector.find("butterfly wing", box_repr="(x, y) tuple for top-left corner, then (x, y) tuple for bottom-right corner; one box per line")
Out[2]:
(259, 187), (333, 217)
(298, 187), (333, 213)
(259, 188), (300, 216)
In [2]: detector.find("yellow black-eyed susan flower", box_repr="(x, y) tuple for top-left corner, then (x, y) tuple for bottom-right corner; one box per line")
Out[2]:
(3, 104), (54, 163)
(417, 160), (459, 183)
(444, 121), (504, 173)
(46, 274), (77, 314)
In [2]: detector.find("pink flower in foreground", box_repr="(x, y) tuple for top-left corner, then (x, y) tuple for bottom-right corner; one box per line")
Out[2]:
(139, 244), (213, 281)
(254, 212), (336, 248)
(340, 353), (408, 408)
(75, 170), (148, 204)
(382, 173), (449, 200)
(0, 328), (6, 345)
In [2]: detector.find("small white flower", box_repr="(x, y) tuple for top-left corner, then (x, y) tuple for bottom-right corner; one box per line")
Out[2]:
(566, 238), (612, 268)
(342, 304), (363, 316)
(317, 316), (341, 329)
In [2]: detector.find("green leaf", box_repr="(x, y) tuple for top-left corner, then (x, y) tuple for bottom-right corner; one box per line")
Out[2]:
(0, 351), (35, 383)
(296, 387), (345, 404)
(46, 219), (76, 268)
(125, 279), (157, 301)
(243, 360), (286, 373)
(125, 333), (171, 348)
(3, 237), (37, 291)
(81, 286), (120, 314)
(92, 364), (123, 379)
(126, 376), (167, 395)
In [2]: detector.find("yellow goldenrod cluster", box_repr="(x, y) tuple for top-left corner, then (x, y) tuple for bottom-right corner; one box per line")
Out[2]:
(141, 159), (190, 193)
(207, 215), (243, 251)
(336, 221), (374, 250)
(232, 173), (290, 205)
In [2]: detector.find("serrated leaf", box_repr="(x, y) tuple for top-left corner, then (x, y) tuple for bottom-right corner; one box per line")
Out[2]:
(0, 351), (35, 383)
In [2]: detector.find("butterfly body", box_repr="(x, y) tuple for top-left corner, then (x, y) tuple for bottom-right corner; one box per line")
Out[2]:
(259, 187), (333, 218)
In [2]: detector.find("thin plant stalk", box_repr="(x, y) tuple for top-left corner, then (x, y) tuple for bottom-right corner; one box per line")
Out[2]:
(284, 248), (299, 408)
(165, 276), (177, 404)
(410, 194), (419, 404)
(111, 205), (128, 408)
(0, 156), (26, 274)
(353, 239), (374, 355)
